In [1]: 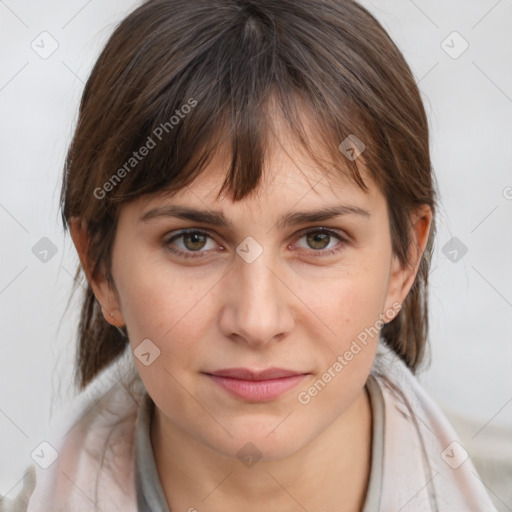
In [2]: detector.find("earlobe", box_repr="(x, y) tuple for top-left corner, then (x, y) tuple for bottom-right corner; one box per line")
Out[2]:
(101, 307), (126, 332)
(69, 217), (126, 328)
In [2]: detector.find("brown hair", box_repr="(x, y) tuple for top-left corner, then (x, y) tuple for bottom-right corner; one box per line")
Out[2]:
(61, 0), (438, 391)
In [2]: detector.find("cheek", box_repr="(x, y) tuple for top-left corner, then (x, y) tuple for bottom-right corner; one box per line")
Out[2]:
(113, 259), (215, 412)
(306, 256), (390, 346)
(295, 264), (389, 419)
(113, 253), (219, 371)
(115, 249), (191, 331)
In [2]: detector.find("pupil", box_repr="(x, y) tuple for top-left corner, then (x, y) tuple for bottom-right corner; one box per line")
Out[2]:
(308, 232), (329, 249)
(185, 233), (206, 250)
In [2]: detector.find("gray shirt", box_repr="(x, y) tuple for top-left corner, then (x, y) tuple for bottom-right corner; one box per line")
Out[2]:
(135, 374), (384, 511)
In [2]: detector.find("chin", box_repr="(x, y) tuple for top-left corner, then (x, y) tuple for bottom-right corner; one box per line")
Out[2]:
(208, 423), (309, 463)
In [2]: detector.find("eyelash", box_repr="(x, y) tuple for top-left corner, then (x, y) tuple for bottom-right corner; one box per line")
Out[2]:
(163, 228), (349, 260)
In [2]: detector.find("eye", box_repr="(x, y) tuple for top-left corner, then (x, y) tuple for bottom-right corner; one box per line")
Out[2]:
(164, 229), (220, 259)
(163, 227), (349, 260)
(293, 228), (349, 256)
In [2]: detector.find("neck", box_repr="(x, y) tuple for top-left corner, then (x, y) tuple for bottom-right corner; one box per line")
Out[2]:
(151, 387), (372, 512)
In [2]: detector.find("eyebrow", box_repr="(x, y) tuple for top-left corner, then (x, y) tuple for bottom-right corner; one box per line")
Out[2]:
(140, 204), (371, 228)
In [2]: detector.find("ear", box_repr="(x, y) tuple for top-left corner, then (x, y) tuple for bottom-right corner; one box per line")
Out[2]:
(382, 204), (432, 322)
(69, 217), (125, 328)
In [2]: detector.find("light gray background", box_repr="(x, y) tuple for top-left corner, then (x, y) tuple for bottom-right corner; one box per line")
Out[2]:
(1, 0), (511, 509)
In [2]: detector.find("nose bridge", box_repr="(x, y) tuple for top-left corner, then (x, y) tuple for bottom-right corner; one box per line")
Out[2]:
(222, 245), (294, 346)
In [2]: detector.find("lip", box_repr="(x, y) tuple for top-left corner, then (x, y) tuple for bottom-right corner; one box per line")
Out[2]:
(204, 367), (309, 402)
(207, 367), (306, 380)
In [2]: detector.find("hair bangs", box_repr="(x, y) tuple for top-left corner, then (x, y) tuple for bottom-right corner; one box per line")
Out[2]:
(89, 6), (371, 213)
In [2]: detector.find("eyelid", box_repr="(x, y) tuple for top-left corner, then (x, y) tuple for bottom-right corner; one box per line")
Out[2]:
(163, 228), (220, 248)
(163, 226), (350, 259)
(289, 227), (350, 255)
(292, 226), (350, 242)
(163, 228), (223, 259)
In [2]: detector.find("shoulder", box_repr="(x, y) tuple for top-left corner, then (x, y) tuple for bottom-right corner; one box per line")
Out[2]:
(24, 352), (146, 512)
(0, 465), (36, 512)
(369, 341), (498, 511)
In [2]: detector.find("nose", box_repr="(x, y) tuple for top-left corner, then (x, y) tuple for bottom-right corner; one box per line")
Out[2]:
(218, 248), (295, 347)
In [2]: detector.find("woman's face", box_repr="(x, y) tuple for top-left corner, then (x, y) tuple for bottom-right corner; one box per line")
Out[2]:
(91, 128), (428, 461)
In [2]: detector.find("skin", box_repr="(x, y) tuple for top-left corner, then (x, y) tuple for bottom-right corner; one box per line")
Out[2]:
(71, 114), (432, 512)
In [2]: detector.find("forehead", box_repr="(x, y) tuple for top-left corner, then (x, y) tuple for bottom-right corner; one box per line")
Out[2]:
(156, 137), (373, 203)
(131, 102), (383, 218)
(131, 148), (383, 230)
(196, 147), (365, 201)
